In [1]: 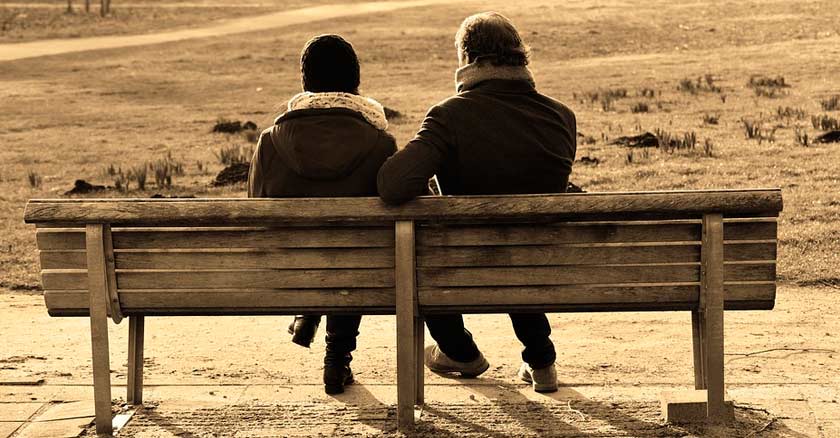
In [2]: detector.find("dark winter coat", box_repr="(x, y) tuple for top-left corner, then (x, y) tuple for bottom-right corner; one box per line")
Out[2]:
(377, 79), (576, 204)
(248, 108), (397, 198)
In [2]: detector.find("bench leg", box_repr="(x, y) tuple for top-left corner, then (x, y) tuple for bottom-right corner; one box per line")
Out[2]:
(701, 213), (726, 422)
(691, 310), (706, 390)
(414, 316), (424, 405)
(86, 224), (114, 437)
(395, 220), (417, 431)
(127, 316), (145, 405)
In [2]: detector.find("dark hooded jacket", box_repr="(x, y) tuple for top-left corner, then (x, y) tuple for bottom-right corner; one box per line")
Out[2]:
(248, 107), (397, 198)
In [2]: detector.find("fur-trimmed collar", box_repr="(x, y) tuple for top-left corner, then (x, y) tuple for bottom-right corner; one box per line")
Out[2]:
(455, 61), (535, 93)
(286, 92), (388, 130)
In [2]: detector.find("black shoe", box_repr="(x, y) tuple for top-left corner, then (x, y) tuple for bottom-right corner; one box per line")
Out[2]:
(323, 365), (354, 395)
(288, 315), (321, 348)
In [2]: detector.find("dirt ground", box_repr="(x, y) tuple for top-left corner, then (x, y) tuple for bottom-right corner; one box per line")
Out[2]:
(1, 284), (838, 436)
(1, 0), (840, 436)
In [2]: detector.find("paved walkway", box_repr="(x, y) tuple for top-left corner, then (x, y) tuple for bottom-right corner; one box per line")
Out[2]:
(3, 382), (837, 437)
(0, 0), (446, 62)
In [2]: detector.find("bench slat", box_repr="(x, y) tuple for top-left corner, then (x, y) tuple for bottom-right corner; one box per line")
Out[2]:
(113, 248), (394, 270)
(418, 282), (774, 308)
(416, 263), (773, 287)
(35, 221), (774, 250)
(43, 288), (395, 316)
(35, 227), (395, 251)
(417, 223), (700, 246)
(23, 190), (783, 226)
(42, 269), (395, 290)
(38, 241), (776, 270)
(42, 281), (774, 316)
(416, 220), (775, 247)
(417, 242), (775, 267)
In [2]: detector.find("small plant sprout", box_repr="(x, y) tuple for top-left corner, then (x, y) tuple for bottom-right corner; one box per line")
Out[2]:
(631, 102), (650, 113)
(214, 144), (254, 167)
(703, 138), (714, 157)
(129, 164), (148, 191)
(27, 170), (42, 188)
(795, 128), (809, 147)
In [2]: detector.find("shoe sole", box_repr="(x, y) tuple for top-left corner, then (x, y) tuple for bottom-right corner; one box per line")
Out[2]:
(428, 359), (490, 378)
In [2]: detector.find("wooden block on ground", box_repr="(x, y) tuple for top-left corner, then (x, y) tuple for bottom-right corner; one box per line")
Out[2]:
(660, 390), (734, 423)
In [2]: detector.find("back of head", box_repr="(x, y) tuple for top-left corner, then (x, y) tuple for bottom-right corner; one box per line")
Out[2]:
(455, 12), (529, 66)
(300, 34), (360, 94)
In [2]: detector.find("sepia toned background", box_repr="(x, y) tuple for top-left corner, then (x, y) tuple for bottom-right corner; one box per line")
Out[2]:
(1, 0), (838, 436)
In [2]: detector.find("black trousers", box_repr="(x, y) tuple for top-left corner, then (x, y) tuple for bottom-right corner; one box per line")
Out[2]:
(323, 314), (361, 366)
(424, 313), (556, 369)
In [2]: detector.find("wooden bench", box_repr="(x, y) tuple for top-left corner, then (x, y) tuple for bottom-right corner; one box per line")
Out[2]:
(24, 189), (782, 435)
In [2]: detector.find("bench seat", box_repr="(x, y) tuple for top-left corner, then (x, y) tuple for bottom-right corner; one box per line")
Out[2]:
(24, 189), (783, 435)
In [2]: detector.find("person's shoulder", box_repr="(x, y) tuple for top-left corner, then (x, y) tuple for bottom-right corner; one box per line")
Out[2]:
(539, 93), (576, 117)
(375, 129), (397, 153)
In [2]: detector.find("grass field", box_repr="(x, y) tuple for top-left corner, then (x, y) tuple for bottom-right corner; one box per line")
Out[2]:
(1, 0), (839, 292)
(0, 0), (377, 42)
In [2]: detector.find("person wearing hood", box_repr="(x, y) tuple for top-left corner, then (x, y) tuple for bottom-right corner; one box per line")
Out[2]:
(377, 12), (577, 393)
(248, 34), (396, 395)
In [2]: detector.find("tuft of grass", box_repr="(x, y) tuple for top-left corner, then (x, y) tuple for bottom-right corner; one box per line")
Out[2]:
(677, 74), (721, 94)
(129, 164), (148, 191)
(820, 95), (840, 111)
(753, 87), (786, 98)
(811, 114), (840, 131)
(637, 87), (657, 98)
(795, 128), (810, 147)
(113, 172), (130, 192)
(624, 148), (651, 164)
(702, 113), (720, 125)
(150, 152), (185, 189)
(575, 88), (629, 112)
(214, 144), (253, 167)
(26, 169), (42, 188)
(748, 75), (788, 89)
(776, 106), (807, 120)
(654, 128), (697, 153)
(703, 138), (714, 157)
(741, 118), (777, 144)
(748, 75), (789, 98)
(630, 102), (650, 113)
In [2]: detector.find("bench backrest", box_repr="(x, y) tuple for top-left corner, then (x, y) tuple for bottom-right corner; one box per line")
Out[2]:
(24, 189), (782, 318)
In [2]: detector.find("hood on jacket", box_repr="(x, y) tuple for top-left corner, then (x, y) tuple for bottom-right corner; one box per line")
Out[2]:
(266, 93), (389, 181)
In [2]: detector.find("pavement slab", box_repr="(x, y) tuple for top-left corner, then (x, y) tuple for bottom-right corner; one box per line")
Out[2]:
(0, 402), (41, 422)
(0, 423), (24, 438)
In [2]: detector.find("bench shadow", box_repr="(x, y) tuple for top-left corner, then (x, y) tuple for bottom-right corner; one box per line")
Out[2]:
(415, 373), (812, 437)
(328, 382), (398, 435)
(138, 408), (200, 438)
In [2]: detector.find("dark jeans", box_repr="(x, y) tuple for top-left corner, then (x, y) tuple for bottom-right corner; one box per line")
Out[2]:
(324, 314), (361, 366)
(425, 313), (556, 369)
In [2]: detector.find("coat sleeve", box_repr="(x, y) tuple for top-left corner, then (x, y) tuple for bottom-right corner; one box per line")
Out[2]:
(247, 130), (272, 198)
(377, 104), (454, 204)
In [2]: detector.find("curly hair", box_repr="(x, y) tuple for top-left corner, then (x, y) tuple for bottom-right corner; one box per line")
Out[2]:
(300, 34), (360, 94)
(455, 12), (530, 67)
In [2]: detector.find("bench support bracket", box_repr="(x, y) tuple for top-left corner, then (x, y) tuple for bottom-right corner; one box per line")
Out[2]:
(86, 224), (114, 436)
(395, 220), (420, 431)
(676, 213), (732, 424)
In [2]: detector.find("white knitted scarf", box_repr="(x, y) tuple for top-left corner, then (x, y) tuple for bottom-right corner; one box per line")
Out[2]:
(287, 92), (388, 130)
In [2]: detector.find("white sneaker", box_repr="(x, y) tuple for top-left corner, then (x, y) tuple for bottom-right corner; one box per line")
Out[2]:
(518, 362), (558, 393)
